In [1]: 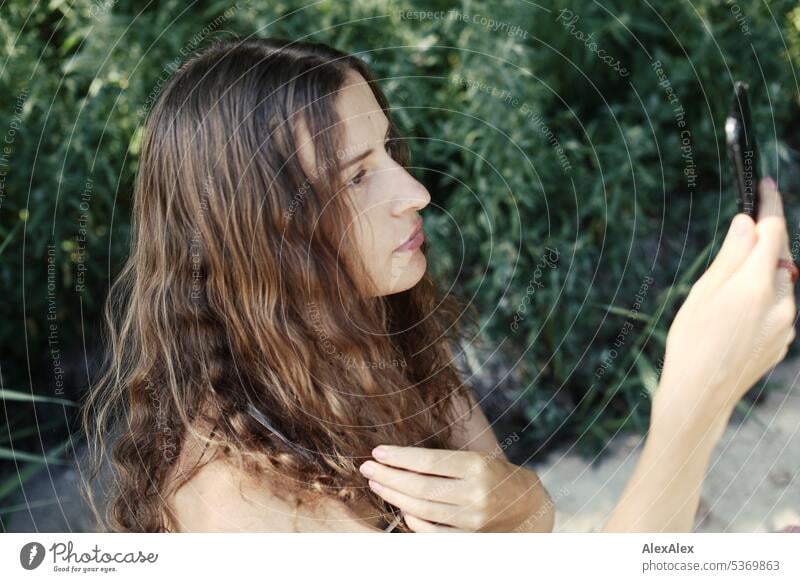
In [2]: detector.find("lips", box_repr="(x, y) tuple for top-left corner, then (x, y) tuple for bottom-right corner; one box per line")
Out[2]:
(394, 217), (425, 252)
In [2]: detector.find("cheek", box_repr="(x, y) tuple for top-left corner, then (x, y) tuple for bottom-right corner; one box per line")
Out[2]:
(353, 188), (395, 254)
(351, 203), (391, 269)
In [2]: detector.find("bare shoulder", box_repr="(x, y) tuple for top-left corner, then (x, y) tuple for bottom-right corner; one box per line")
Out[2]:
(164, 427), (380, 532)
(164, 452), (293, 532)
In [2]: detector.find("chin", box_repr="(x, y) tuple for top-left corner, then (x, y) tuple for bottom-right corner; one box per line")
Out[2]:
(382, 251), (427, 295)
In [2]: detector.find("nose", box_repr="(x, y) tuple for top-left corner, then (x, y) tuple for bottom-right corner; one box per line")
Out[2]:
(391, 166), (431, 216)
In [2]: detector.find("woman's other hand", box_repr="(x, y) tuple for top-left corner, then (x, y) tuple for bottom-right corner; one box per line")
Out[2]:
(359, 445), (552, 532)
(655, 176), (797, 434)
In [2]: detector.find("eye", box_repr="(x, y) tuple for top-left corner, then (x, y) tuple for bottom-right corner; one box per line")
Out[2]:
(347, 137), (395, 188)
(350, 169), (367, 187)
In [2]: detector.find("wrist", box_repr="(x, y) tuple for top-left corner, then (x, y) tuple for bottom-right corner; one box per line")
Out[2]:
(506, 466), (555, 533)
(650, 380), (733, 449)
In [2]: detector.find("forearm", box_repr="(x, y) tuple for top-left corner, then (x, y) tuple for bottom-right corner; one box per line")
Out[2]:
(601, 385), (732, 533)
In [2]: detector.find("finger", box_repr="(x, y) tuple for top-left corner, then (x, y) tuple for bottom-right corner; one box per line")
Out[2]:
(368, 480), (475, 529)
(739, 216), (788, 292)
(699, 213), (757, 290)
(758, 176), (785, 222)
(359, 460), (472, 504)
(758, 176), (792, 262)
(372, 445), (478, 478)
(403, 513), (465, 533)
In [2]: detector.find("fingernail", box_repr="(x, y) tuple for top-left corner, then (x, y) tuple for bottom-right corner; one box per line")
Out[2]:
(368, 480), (382, 492)
(359, 461), (374, 476)
(763, 176), (778, 192)
(731, 214), (751, 237)
(372, 446), (387, 460)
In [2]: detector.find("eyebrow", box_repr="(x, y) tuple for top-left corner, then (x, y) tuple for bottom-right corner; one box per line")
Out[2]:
(341, 123), (392, 169)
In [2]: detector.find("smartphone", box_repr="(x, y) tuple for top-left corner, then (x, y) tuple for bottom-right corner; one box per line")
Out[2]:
(725, 81), (760, 219)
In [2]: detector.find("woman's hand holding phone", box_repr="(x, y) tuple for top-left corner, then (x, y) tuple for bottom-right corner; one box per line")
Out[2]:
(653, 176), (796, 437)
(603, 176), (796, 533)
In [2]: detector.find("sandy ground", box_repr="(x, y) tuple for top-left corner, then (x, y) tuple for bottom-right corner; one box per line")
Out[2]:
(534, 356), (800, 533)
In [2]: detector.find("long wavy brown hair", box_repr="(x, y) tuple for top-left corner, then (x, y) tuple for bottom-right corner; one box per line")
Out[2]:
(81, 36), (477, 532)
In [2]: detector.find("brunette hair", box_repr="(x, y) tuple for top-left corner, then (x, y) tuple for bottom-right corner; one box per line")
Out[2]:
(81, 36), (475, 532)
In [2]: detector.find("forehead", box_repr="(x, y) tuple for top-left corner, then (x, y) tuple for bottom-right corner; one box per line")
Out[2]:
(295, 70), (388, 176)
(337, 71), (388, 144)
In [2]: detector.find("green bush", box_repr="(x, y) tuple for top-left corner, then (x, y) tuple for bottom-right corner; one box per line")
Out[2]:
(1, 0), (799, 513)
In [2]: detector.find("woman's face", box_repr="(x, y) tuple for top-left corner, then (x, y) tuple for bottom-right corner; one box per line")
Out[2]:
(297, 71), (431, 296)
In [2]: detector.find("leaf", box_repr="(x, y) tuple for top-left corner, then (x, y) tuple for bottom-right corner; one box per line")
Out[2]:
(0, 440), (72, 501)
(0, 446), (69, 465)
(635, 354), (660, 397)
(0, 389), (76, 407)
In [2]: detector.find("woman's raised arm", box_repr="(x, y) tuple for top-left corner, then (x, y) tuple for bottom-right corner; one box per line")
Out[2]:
(603, 177), (796, 532)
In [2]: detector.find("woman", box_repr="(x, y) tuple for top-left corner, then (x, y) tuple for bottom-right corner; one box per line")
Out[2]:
(82, 37), (796, 533)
